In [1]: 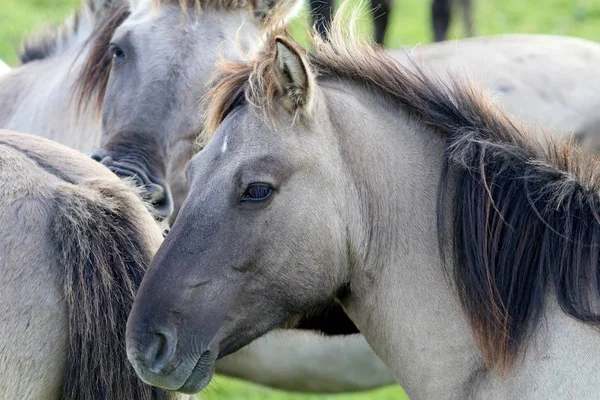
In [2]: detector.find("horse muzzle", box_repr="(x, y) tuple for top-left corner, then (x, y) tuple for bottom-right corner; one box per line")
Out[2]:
(90, 150), (174, 220)
(125, 323), (218, 394)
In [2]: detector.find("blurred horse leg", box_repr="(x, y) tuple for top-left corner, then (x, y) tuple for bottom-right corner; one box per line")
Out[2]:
(461, 0), (475, 37)
(431, 0), (451, 42)
(370, 0), (391, 45)
(309, 0), (334, 37)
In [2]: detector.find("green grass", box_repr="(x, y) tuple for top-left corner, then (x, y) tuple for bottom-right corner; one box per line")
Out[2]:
(202, 376), (403, 400)
(1, 0), (599, 64)
(1, 0), (598, 399)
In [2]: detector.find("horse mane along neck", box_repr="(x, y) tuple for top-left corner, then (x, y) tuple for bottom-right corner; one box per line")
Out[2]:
(204, 12), (600, 372)
(51, 180), (177, 400)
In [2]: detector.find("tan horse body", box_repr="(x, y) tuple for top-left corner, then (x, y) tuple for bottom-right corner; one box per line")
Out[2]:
(0, 130), (181, 399)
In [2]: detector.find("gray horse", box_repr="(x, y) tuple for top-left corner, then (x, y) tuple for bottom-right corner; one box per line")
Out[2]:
(0, 0), (395, 392)
(0, 130), (178, 399)
(126, 15), (600, 399)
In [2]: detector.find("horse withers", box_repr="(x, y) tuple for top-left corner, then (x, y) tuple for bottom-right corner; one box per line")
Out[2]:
(126, 13), (600, 399)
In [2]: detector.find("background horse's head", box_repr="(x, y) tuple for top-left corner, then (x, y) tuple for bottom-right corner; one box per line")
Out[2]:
(79, 0), (301, 221)
(126, 35), (356, 393)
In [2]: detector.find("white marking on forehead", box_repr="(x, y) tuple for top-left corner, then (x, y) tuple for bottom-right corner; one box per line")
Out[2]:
(221, 135), (229, 153)
(119, 0), (162, 30)
(130, 0), (153, 14)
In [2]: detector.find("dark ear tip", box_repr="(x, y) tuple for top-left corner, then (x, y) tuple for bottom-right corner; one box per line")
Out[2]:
(274, 36), (288, 47)
(274, 36), (299, 56)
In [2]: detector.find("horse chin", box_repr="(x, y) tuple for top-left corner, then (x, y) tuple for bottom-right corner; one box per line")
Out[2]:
(128, 343), (217, 394)
(176, 349), (218, 394)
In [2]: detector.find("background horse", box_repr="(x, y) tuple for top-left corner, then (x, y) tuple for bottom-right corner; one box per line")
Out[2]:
(0, 130), (178, 399)
(0, 0), (395, 392)
(393, 34), (600, 149)
(127, 13), (600, 399)
(309, 0), (474, 44)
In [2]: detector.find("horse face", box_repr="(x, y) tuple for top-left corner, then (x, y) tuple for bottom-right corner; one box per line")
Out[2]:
(90, 2), (260, 222)
(126, 96), (353, 393)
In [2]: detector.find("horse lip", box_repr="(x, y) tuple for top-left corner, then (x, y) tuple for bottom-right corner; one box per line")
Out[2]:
(176, 349), (217, 394)
(105, 163), (174, 219)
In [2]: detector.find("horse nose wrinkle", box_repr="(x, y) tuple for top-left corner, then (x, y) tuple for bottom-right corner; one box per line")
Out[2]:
(145, 182), (166, 202)
(90, 150), (103, 162)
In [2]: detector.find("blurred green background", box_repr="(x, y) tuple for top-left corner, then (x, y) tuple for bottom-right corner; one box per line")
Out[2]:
(0, 0), (598, 399)
(1, 0), (599, 65)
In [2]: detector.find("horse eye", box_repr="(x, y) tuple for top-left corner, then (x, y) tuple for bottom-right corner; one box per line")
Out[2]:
(241, 183), (273, 202)
(109, 43), (126, 63)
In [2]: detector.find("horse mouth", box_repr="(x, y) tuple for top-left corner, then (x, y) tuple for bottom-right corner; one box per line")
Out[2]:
(176, 349), (217, 394)
(110, 165), (174, 220)
(91, 152), (174, 220)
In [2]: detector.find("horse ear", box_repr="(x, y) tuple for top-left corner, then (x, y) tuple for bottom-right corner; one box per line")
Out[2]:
(252, 0), (303, 22)
(274, 37), (315, 112)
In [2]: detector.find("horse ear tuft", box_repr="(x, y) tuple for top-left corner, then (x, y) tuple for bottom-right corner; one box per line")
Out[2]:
(274, 37), (315, 112)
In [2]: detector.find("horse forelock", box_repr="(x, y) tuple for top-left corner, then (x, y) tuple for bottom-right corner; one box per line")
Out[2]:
(204, 5), (600, 372)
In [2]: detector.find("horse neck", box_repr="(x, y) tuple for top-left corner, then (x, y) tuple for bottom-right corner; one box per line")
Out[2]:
(328, 81), (600, 399)
(323, 81), (479, 397)
(0, 16), (101, 154)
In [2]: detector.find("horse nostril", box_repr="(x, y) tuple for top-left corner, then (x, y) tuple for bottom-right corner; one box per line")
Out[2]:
(142, 329), (177, 375)
(90, 150), (103, 162)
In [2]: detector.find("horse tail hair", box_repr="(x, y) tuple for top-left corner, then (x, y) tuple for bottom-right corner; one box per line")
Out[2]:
(51, 179), (178, 400)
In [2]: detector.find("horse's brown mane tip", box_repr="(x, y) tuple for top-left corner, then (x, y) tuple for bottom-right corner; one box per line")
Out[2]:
(19, 13), (81, 64)
(203, 6), (600, 372)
